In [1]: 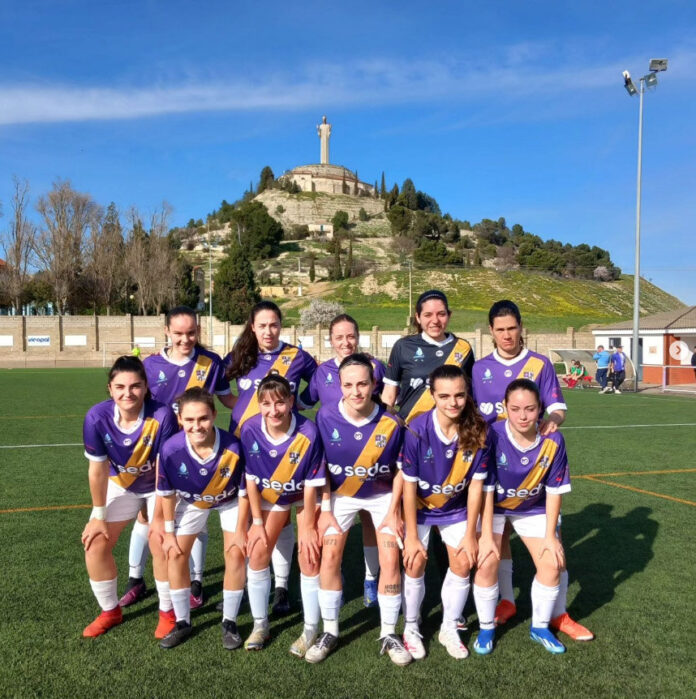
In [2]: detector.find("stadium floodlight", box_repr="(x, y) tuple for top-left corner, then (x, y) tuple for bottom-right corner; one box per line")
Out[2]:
(649, 58), (668, 72)
(623, 70), (638, 96)
(645, 72), (658, 88)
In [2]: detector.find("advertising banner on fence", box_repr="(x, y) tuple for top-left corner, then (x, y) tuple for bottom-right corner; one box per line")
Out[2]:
(27, 335), (51, 347)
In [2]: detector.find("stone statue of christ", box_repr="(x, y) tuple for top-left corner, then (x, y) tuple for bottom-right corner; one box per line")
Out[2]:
(317, 115), (331, 164)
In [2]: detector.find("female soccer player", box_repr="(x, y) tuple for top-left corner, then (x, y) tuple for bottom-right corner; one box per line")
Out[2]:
(471, 300), (591, 642)
(401, 365), (500, 660)
(381, 289), (474, 424)
(300, 313), (385, 608)
(307, 354), (410, 666)
(81, 355), (177, 637)
(156, 388), (248, 649)
(489, 379), (572, 654)
(121, 306), (235, 610)
(225, 300), (317, 616)
(240, 375), (325, 654)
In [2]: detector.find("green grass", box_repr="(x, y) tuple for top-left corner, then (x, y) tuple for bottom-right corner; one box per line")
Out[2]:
(1, 370), (695, 697)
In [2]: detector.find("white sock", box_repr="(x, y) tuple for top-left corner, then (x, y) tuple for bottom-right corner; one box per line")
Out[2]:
(222, 588), (244, 623)
(473, 583), (498, 630)
(551, 570), (568, 619)
(531, 578), (559, 628)
(403, 574), (425, 631)
(318, 588), (342, 637)
(300, 573), (320, 630)
(271, 523), (294, 589)
(441, 568), (470, 630)
(189, 530), (208, 582)
(89, 578), (118, 611)
(363, 546), (379, 581)
(128, 520), (150, 578)
(170, 587), (191, 624)
(498, 558), (515, 603)
(247, 566), (271, 623)
(378, 592), (402, 637)
(155, 579), (173, 612)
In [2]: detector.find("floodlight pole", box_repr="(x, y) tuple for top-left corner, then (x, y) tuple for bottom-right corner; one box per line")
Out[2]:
(208, 222), (213, 347)
(632, 76), (645, 393)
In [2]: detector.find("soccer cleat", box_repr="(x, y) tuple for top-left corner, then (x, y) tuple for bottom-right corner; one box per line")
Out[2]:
(438, 628), (469, 659)
(190, 580), (203, 610)
(289, 628), (318, 658)
(119, 577), (147, 607)
(402, 628), (426, 660)
(473, 627), (496, 655)
(457, 615), (468, 631)
(550, 613), (595, 641)
(244, 622), (270, 651)
(305, 632), (338, 664)
(494, 599), (517, 625)
(380, 634), (412, 666)
(221, 619), (242, 650)
(530, 626), (566, 654)
(271, 586), (291, 616)
(160, 620), (193, 649)
(614, 389), (622, 394)
(154, 609), (176, 639)
(363, 579), (378, 608)
(83, 606), (123, 638)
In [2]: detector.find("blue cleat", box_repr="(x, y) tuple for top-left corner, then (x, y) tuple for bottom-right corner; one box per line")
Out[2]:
(473, 627), (495, 655)
(530, 626), (566, 654)
(363, 579), (378, 608)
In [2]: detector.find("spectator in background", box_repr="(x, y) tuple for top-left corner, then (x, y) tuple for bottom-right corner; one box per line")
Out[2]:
(562, 360), (590, 389)
(593, 345), (612, 394)
(610, 345), (628, 394)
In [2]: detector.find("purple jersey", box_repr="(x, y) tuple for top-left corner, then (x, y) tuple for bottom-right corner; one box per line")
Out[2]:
(144, 346), (230, 414)
(241, 413), (325, 507)
(300, 356), (386, 407)
(472, 349), (566, 424)
(225, 342), (317, 436)
(400, 410), (493, 525)
(490, 421), (571, 516)
(316, 400), (403, 498)
(83, 398), (177, 494)
(157, 428), (245, 508)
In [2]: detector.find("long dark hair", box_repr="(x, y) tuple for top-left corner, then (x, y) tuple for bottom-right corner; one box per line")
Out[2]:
(226, 301), (282, 381)
(338, 352), (375, 382)
(504, 378), (540, 405)
(410, 289), (452, 335)
(165, 305), (204, 350)
(108, 355), (152, 400)
(429, 365), (486, 450)
(176, 386), (216, 414)
(488, 299), (524, 350)
(257, 374), (293, 401)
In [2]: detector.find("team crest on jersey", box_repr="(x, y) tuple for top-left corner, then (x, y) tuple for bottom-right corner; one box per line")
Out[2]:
(177, 369), (186, 378)
(282, 355), (292, 366)
(219, 466), (231, 478)
(354, 431), (363, 441)
(270, 449), (278, 458)
(199, 468), (207, 476)
(196, 369), (206, 382)
(157, 370), (167, 383)
(179, 462), (189, 476)
(289, 451), (300, 464)
(123, 438), (132, 447)
(413, 348), (425, 361)
(454, 352), (463, 363)
(330, 428), (341, 443)
(445, 449), (454, 459)
(375, 434), (387, 449)
(504, 369), (513, 378)
(463, 449), (473, 461)
(521, 456), (529, 466)
(435, 350), (444, 357)
(424, 447), (434, 461)
(250, 441), (261, 456)
(539, 455), (550, 469)
(524, 371), (534, 379)
(325, 372), (334, 385)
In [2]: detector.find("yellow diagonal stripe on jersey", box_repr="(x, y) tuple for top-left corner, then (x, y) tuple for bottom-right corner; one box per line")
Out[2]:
(185, 353), (213, 390)
(192, 449), (241, 509)
(495, 355), (546, 421)
(418, 446), (479, 510)
(234, 347), (299, 437)
(261, 431), (311, 504)
(405, 339), (472, 424)
(109, 417), (160, 489)
(335, 416), (399, 497)
(496, 438), (559, 510)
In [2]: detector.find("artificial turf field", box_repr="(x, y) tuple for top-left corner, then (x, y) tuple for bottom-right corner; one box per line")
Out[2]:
(0, 368), (695, 698)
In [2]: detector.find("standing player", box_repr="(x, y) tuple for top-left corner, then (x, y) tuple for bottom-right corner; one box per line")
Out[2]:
(225, 300), (317, 616)
(240, 375), (325, 655)
(401, 365), (500, 660)
(81, 356), (177, 637)
(156, 388), (247, 649)
(300, 313), (385, 608)
(307, 354), (411, 666)
(490, 379), (573, 654)
(120, 306), (234, 610)
(472, 300), (592, 642)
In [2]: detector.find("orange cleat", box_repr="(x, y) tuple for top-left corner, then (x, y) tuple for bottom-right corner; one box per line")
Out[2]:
(494, 599), (517, 626)
(154, 609), (176, 639)
(83, 606), (123, 638)
(550, 613), (594, 641)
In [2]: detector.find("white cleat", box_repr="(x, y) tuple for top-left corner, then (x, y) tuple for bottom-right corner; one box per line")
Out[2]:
(380, 634), (412, 666)
(403, 628), (426, 660)
(438, 628), (469, 659)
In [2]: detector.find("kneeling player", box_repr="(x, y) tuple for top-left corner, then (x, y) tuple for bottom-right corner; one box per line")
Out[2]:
(241, 375), (325, 654)
(157, 388), (248, 649)
(490, 379), (574, 654)
(401, 365), (500, 660)
(308, 353), (411, 666)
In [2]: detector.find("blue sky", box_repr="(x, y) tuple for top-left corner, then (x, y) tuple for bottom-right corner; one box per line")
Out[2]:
(1, 0), (694, 303)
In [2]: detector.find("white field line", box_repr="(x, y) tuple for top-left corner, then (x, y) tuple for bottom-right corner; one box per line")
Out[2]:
(563, 423), (696, 430)
(0, 442), (82, 449)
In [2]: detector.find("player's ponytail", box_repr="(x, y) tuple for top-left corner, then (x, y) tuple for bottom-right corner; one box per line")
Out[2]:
(226, 301), (282, 381)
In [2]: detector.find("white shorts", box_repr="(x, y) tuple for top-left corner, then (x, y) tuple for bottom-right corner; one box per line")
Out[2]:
(416, 519), (470, 549)
(260, 498), (292, 513)
(105, 481), (155, 523)
(325, 491), (394, 537)
(496, 512), (562, 538)
(175, 499), (240, 536)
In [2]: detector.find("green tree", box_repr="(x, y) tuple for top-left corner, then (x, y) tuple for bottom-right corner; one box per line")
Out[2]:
(230, 201), (283, 259)
(213, 242), (261, 323)
(344, 236), (354, 278)
(386, 205), (412, 236)
(329, 240), (342, 281)
(309, 253), (316, 282)
(258, 166), (275, 193)
(413, 239), (449, 265)
(176, 260), (201, 309)
(331, 210), (349, 232)
(380, 172), (386, 198)
(358, 207), (368, 222)
(397, 178), (418, 210)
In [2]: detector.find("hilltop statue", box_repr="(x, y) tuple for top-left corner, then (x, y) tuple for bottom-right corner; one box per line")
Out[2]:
(317, 115), (331, 164)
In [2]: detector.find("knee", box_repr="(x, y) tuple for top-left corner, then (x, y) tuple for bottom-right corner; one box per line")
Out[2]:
(85, 535), (110, 561)
(448, 559), (470, 578)
(224, 546), (245, 569)
(378, 544), (400, 574)
(320, 541), (341, 570)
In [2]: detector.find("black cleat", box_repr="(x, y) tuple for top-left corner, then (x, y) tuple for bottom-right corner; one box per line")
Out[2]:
(221, 619), (242, 650)
(160, 620), (193, 649)
(271, 586), (291, 616)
